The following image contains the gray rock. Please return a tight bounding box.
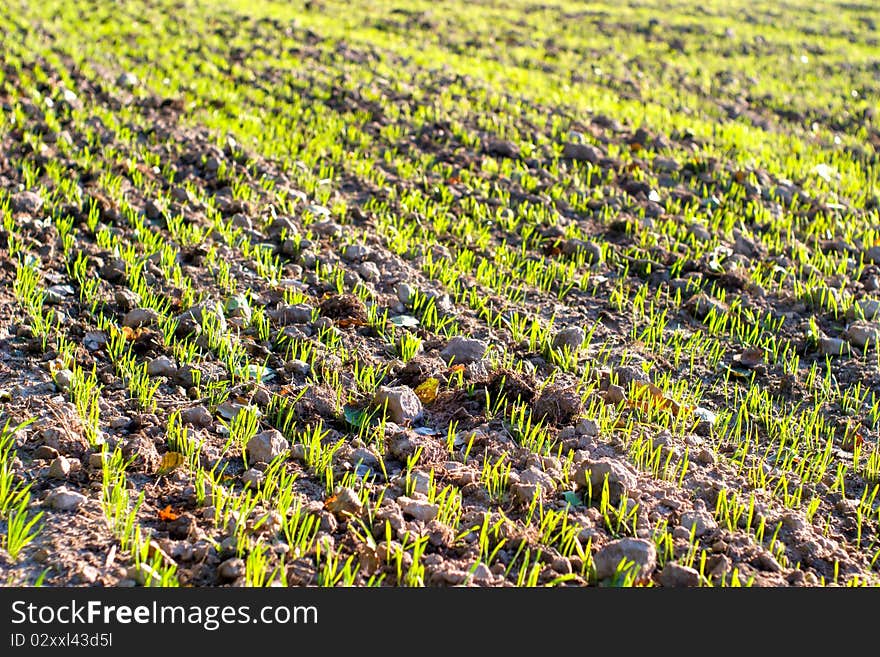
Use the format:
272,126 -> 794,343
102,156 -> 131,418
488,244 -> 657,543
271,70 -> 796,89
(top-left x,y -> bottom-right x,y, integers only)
397,282 -> 415,305
53,368 -> 74,392
342,244 -> 370,261
246,429 -> 288,464
820,336 -> 850,356
440,336 -> 488,365
180,405 -> 212,428
45,486 -> 87,511
45,284 -> 74,305
512,483 -> 539,504
653,157 -> 679,173
848,298 -> 880,320
845,321 -> 880,349
594,538 -> 657,580
519,466 -> 556,491
605,384 -> 626,404
218,557 -> 245,580
406,469 -> 432,495
561,142 -> 601,163
34,445 -> 59,461
397,496 -> 439,522
11,191 -> 43,214
48,456 -> 70,479
358,261 -> 380,281
373,386 -> 423,424
575,418 -> 599,436
117,71 -> 139,88
679,510 -> 717,537
573,458 -> 637,501
225,295 -> 251,321
659,562 -> 701,587
123,308 -> 159,328
177,301 -> 227,333
324,487 -> 362,517
83,331 -> 108,351
270,304 -> 313,325
114,289 -> 141,311
147,356 -> 177,378
242,468 -> 265,488
471,562 -> 493,582
867,245 -> 880,265
553,326 -> 586,351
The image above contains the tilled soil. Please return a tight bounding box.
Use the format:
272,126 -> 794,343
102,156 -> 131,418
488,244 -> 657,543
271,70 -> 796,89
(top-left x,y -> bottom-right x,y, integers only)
0,0 -> 878,587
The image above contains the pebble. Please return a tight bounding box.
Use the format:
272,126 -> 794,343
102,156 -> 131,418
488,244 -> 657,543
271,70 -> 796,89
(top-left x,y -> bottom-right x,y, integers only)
397,282 -> 414,305
241,468 -> 265,488
397,496 -> 440,523
123,308 -> 159,328
48,456 -> 71,479
53,369 -> 73,392
594,538 -> 657,580
180,405 -> 212,428
440,336 -> 488,365
573,458 -> 636,502
605,384 -> 626,404
561,142 -> 601,163
358,261 -> 380,281
848,298 -> 880,320
373,386 -> 423,424
271,304 -> 313,325
325,487 -> 363,517
342,244 -> 370,261
471,562 -> 494,582
117,71 -> 139,88
575,418 -> 599,436
246,429 -> 289,464
518,466 -> 556,491
553,326 -> 586,350
11,190 -> 44,214
218,557 -> 244,580
34,445 -> 60,460
114,289 -> 141,311
45,486 -> 87,511
820,336 -> 850,356
845,321 -> 880,349
658,562 -> 701,587
147,356 -> 177,378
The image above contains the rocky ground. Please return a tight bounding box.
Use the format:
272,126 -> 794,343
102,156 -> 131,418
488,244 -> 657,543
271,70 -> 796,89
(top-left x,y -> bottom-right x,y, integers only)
0,0 -> 878,587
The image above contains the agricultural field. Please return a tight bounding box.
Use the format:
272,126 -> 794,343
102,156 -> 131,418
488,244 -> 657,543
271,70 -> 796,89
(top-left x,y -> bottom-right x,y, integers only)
0,0 -> 878,588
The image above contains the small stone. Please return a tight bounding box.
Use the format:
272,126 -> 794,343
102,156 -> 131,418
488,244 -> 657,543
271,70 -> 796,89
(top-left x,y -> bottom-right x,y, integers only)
117,71 -> 139,88
605,384 -> 626,404
440,336 -> 488,365
397,496 -> 439,523
270,304 -> 313,325
48,456 -> 71,479
575,418 -> 599,436
845,321 -> 880,349
342,244 -> 370,261
373,386 -> 423,424
177,301 -> 227,334
553,326 -> 586,351
53,369 -> 74,392
573,458 -> 637,502
88,452 -> 107,469
115,289 -> 141,311
123,308 -> 159,328
358,261 -> 380,281
471,562 -> 493,582
679,510 -> 717,537
325,487 -> 363,517
697,448 -> 717,465
397,283 -> 415,305
658,562 -> 701,587
512,483 -> 539,504
519,466 -> 556,491
242,468 -> 265,488
83,331 -> 108,351
147,356 -> 177,378
12,191 -> 43,214
180,405 -> 212,428
594,538 -> 657,580
848,298 -> 880,320
218,557 -> 245,580
561,142 -> 601,163
34,445 -> 60,460
820,336 -> 850,356
246,429 -> 289,464
45,486 -> 87,511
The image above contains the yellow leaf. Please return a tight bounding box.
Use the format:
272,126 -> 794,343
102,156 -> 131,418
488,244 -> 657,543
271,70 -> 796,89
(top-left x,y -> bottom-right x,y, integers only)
156,451 -> 185,475
414,378 -> 439,404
